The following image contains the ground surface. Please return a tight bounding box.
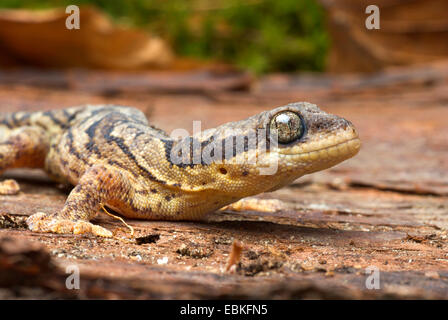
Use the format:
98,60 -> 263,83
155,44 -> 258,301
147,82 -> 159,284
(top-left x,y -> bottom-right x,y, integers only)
0,63 -> 447,299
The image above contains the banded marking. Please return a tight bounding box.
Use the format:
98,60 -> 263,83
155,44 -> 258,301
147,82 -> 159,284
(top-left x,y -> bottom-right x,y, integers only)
102,120 -> 168,186
161,132 -> 266,168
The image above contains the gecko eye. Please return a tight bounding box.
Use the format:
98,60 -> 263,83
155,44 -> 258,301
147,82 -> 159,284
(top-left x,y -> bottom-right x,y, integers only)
269,111 -> 304,144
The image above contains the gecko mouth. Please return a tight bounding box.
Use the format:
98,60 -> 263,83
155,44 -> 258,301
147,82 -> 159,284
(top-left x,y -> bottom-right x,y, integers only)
297,137 -> 360,160
278,132 -> 361,162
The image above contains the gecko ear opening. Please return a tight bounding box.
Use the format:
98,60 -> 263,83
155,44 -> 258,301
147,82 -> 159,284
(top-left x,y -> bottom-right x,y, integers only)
269,111 -> 305,144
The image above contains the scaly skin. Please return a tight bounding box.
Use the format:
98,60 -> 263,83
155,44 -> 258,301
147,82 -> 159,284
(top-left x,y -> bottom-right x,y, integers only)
0,102 -> 361,237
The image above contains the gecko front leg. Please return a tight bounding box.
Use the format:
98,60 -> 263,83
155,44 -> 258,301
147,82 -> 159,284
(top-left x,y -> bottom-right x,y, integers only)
27,164 -> 134,237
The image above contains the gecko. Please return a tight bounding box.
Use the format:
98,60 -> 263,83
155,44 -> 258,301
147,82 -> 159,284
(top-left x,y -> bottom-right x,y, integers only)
0,102 -> 360,237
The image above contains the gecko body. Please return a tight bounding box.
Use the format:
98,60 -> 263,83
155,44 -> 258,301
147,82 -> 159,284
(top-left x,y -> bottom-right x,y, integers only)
0,103 -> 360,237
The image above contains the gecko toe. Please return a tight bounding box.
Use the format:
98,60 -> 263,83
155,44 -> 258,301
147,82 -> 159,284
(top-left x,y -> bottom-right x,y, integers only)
0,179 -> 20,195
74,221 -> 113,237
222,198 -> 286,213
27,212 -> 113,237
27,212 -> 53,232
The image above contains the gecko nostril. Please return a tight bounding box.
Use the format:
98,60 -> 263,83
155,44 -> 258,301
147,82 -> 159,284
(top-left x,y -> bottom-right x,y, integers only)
219,168 -> 227,175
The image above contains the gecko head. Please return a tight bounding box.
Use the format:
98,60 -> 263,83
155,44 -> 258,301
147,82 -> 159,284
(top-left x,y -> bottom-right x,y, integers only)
264,101 -> 361,173
204,102 -> 361,195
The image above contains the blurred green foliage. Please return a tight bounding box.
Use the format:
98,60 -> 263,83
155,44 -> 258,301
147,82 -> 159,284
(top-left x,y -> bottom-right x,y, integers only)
1,0 -> 328,73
